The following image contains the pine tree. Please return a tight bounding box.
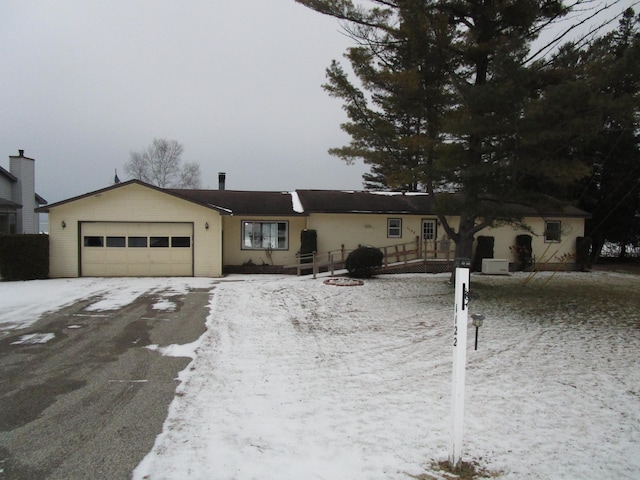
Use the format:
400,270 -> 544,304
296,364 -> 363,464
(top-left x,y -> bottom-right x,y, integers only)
574,9 -> 640,260
297,0 -> 597,264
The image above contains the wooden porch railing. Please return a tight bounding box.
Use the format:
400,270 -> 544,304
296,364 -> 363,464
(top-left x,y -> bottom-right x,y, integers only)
286,236 -> 454,278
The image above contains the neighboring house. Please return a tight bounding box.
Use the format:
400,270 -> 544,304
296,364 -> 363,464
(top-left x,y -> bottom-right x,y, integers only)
0,150 -> 47,234
38,179 -> 589,278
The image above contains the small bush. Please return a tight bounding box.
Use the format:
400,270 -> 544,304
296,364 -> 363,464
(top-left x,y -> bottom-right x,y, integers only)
345,246 -> 383,278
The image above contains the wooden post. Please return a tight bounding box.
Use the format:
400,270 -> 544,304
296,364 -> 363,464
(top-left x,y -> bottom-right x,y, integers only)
449,258 -> 471,469
312,252 -> 317,279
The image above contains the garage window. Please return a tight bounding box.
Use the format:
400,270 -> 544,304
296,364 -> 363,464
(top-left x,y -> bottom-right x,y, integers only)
84,236 -> 104,247
242,221 -> 288,250
106,236 -> 126,247
150,236 -> 169,248
128,237 -> 147,248
172,236 -> 191,247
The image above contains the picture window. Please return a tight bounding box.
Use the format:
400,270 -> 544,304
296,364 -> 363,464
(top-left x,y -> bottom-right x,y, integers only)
242,221 -> 288,250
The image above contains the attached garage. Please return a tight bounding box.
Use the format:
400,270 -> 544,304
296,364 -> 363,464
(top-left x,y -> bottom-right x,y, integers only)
40,181 -> 224,278
80,222 -> 194,277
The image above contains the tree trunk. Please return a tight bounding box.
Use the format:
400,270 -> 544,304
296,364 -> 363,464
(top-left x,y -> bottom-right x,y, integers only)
449,214 -> 477,283
589,231 -> 606,264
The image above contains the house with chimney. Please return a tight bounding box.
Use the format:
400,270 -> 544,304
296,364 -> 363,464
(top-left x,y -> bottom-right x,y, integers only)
38,173 -> 589,278
0,150 -> 47,235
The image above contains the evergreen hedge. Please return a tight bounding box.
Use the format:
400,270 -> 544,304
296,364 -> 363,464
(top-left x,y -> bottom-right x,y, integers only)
0,234 -> 49,280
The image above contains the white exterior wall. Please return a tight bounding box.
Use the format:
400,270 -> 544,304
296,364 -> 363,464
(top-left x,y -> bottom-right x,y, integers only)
0,176 -> 13,200
222,215 -> 308,267
307,213 -> 443,253
482,216 -> 584,265
48,183 -> 223,278
304,213 -> 583,265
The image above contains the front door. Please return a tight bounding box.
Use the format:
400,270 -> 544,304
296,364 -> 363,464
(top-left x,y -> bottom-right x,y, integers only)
422,219 -> 437,241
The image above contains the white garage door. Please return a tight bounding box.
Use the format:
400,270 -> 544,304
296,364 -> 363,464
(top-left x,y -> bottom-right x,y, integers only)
81,222 -> 193,277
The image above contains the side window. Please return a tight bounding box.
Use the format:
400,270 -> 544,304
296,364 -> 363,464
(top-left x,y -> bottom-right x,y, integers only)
545,221 -> 561,242
387,218 -> 402,238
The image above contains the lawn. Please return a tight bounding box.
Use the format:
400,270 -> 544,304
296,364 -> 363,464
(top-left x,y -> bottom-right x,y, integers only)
133,271 -> 640,480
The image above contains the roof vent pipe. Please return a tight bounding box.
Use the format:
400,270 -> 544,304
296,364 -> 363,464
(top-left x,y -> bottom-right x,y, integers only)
218,172 -> 226,190
18,149 -> 24,157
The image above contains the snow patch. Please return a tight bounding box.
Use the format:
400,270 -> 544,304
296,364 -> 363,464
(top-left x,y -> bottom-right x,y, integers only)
11,332 -> 55,345
146,340 -> 200,359
290,191 -> 304,213
133,273 -> 640,480
153,299 -> 176,311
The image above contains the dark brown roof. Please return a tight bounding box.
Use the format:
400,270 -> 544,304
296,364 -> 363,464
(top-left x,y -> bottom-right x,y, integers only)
295,190 -> 433,214
38,180 -> 590,218
168,189 -> 302,216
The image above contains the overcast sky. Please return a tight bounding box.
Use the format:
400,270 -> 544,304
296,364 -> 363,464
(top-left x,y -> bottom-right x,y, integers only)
1,0 -> 636,204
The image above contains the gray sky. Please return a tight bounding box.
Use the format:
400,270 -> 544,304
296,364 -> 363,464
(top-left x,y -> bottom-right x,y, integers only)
1,0 -> 636,204
1,0 -> 367,204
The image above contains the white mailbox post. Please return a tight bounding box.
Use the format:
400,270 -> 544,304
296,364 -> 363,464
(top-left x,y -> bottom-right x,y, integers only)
449,258 -> 470,469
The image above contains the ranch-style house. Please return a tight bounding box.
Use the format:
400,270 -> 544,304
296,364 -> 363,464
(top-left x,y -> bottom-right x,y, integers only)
37,178 -> 589,278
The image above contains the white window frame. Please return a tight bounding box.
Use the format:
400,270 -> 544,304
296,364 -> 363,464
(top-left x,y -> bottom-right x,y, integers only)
422,219 -> 437,241
387,218 -> 402,238
545,220 -> 561,243
242,221 -> 289,250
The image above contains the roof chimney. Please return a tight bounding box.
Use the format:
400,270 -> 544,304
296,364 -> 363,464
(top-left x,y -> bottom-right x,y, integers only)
18,149 -> 24,157
218,172 -> 226,190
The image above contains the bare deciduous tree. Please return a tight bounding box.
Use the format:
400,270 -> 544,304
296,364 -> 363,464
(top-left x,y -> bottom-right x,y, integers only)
124,138 -> 201,188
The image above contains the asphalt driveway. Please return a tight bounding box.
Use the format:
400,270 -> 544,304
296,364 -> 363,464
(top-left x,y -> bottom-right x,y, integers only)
0,285 -> 213,480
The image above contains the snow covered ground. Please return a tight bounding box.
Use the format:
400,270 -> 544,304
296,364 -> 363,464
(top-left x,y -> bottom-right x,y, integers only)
2,272 -> 639,479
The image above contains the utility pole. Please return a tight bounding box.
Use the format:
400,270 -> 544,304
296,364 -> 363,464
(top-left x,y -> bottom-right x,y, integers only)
449,258 -> 470,469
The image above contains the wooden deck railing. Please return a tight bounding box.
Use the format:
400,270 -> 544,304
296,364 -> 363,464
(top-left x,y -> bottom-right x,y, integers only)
286,237 -> 455,278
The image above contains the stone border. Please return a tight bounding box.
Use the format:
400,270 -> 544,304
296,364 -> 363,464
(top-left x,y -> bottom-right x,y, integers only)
323,278 -> 364,287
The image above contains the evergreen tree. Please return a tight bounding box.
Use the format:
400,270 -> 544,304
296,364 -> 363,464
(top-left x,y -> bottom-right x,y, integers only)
573,9 -> 640,260
297,0 -> 598,263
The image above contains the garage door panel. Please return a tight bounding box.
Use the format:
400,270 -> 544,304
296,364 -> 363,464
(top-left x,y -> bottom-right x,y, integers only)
105,250 -> 127,263
127,251 -> 150,264
81,222 -> 193,277
171,249 -> 192,263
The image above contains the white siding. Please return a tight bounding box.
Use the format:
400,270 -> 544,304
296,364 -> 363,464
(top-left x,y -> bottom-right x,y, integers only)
10,154 -> 38,234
